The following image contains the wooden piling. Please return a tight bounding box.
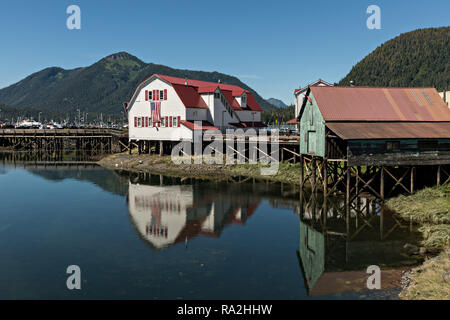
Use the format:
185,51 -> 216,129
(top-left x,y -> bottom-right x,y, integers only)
299,154 -> 304,188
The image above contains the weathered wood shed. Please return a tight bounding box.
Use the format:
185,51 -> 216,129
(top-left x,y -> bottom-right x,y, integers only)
298,86 -> 450,166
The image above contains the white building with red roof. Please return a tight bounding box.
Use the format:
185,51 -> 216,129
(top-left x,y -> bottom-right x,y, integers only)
126,74 -> 265,144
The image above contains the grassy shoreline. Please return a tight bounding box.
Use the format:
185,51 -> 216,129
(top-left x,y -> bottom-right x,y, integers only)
385,184 -> 450,300
97,152 -> 303,185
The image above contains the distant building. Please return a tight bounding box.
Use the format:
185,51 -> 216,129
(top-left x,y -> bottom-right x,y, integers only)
288,79 -> 333,128
294,80 -> 333,120
126,74 -> 265,146
439,90 -> 449,106
298,86 -> 450,165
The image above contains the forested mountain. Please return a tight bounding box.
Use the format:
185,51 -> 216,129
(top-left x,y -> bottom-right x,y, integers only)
262,105 -> 295,125
0,52 -> 275,116
339,27 -> 449,90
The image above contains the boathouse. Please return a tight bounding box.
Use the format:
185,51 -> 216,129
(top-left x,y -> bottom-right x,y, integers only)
126,74 -> 265,152
297,86 -> 450,200
298,86 -> 450,166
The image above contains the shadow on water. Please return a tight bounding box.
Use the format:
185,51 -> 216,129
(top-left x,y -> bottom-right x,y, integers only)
0,152 -> 425,299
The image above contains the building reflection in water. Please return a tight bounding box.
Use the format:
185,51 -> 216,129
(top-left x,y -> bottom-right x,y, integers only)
127,173 -> 261,250
297,191 -> 423,297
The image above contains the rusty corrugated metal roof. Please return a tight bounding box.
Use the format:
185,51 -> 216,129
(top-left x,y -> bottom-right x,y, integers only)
326,122 -> 450,140
310,86 -> 450,121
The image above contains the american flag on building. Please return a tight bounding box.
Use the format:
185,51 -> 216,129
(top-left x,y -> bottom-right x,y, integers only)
150,102 -> 161,122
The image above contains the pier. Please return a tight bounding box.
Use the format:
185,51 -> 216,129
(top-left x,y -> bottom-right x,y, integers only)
0,128 -> 129,153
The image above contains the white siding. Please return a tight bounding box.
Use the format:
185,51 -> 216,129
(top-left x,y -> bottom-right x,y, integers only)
236,110 -> 261,122
128,78 -> 190,141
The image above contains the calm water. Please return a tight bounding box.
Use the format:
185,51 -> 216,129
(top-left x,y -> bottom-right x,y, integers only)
0,153 -> 423,299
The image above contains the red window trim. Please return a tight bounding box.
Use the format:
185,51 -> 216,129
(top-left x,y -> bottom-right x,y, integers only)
177,116 -> 181,127
169,116 -> 172,127
164,89 -> 167,100
134,117 -> 137,127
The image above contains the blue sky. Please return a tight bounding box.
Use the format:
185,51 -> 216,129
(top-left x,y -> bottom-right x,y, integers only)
0,0 -> 448,105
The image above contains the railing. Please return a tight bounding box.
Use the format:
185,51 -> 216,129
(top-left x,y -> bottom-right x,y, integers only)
0,128 -> 128,138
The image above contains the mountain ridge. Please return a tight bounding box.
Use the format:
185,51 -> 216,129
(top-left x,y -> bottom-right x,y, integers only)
339,27 -> 449,90
266,98 -> 287,108
0,52 -> 275,115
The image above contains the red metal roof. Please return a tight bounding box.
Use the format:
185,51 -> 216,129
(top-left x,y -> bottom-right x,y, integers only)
244,92 -> 262,112
180,120 -> 219,131
172,84 -> 208,109
197,85 -> 219,94
127,74 -> 263,113
310,86 -> 450,122
326,122 -> 450,140
287,118 -> 298,123
157,74 -> 262,112
222,90 -> 243,111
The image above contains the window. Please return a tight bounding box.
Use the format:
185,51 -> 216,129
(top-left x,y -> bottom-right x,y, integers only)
418,140 -> 438,151
137,117 -> 142,127
148,90 -> 153,101
161,117 -> 165,127
214,92 -> 220,99
173,116 -> 177,127
193,111 -> 198,117
160,90 -> 164,100
386,141 -> 400,151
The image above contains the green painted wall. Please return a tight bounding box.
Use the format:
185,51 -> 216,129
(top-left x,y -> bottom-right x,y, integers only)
299,92 -> 326,157
348,138 -> 450,156
298,220 -> 325,291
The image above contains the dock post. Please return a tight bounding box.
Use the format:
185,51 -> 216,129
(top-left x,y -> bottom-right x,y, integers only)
323,158 -> 328,199
410,166 -> 415,194
346,164 -> 350,208
437,165 -> 441,186
160,141 -> 163,156
380,166 -> 385,201
312,156 -> 316,193
299,154 -> 304,188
